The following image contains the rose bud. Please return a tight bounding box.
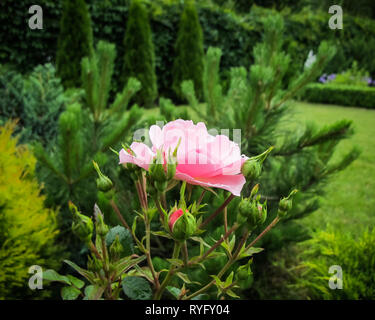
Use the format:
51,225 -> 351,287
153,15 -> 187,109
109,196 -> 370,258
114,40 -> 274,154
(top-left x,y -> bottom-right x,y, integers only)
149,149 -> 178,193
94,204 -> 109,237
277,189 -> 298,218
109,235 -> 124,261
241,159 -> 262,182
69,201 -> 93,243
168,208 -> 196,241
93,161 -> 113,193
237,198 -> 267,231
235,263 -> 254,290
241,147 -> 274,182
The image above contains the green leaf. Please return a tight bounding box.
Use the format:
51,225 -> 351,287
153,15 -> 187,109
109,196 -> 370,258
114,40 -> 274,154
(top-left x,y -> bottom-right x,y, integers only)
61,286 -> 81,300
151,230 -> 173,239
67,275 -> 85,289
122,276 -> 152,300
127,265 -> 154,283
113,255 -> 146,279
43,269 -> 71,285
166,258 -> 184,267
176,272 -> 200,285
63,260 -> 96,283
83,285 -> 106,300
226,289 -> 240,299
238,246 -> 264,259
105,225 -> 134,256
166,286 -> 180,299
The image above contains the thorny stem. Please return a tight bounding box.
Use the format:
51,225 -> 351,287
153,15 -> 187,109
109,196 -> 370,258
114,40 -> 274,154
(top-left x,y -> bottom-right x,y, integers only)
154,242 -> 181,300
224,207 -> 228,234
145,215 -> 160,290
184,221 -> 273,300
197,189 -> 206,207
182,241 -> 189,267
199,194 -> 235,229
89,241 -> 102,260
110,200 -> 131,232
245,216 -> 280,251
192,223 -> 239,265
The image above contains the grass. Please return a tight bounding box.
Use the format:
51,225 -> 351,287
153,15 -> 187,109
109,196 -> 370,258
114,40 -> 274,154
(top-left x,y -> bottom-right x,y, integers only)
292,102 -> 375,235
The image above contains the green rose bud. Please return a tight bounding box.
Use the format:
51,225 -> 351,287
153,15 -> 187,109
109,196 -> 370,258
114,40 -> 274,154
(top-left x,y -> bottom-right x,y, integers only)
168,208 -> 196,241
235,264 -> 253,290
237,198 -> 267,230
241,159 -> 262,181
87,255 -> 103,272
277,189 -> 298,218
154,180 -> 168,193
94,204 -> 109,237
109,235 -> 124,261
69,201 -> 93,243
241,147 -> 274,182
93,161 -> 113,192
149,150 -> 166,182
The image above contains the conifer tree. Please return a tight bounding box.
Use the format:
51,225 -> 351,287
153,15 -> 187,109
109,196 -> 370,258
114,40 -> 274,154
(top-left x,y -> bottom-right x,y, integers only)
172,0 -> 204,101
56,0 -> 93,88
35,41 -> 142,245
122,0 -> 158,108
181,13 -> 360,253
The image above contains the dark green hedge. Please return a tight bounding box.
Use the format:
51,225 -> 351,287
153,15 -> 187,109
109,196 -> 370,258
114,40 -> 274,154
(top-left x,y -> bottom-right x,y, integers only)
0,0 -> 260,97
1,1 -> 375,98
303,83 -> 375,108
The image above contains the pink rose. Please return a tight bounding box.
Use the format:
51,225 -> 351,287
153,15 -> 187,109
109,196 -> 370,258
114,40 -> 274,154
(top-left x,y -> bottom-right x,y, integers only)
168,208 -> 184,232
119,119 -> 248,196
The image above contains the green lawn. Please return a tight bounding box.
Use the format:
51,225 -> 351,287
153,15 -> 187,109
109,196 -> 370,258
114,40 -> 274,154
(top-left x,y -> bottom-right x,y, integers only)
292,102 -> 375,234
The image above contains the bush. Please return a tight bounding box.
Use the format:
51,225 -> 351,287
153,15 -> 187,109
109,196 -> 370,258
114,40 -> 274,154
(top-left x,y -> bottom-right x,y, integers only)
56,0 -> 93,88
122,0 -> 158,107
172,0 -> 204,101
34,41 -> 143,260
293,228 -> 375,299
0,121 -> 61,299
0,63 -> 66,146
303,83 -> 375,108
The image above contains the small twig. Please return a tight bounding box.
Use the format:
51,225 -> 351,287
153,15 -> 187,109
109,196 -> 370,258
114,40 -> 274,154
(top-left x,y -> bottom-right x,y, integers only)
110,200 -> 132,232
245,216 -> 280,251
199,194 -> 235,229
190,223 -> 239,266
197,189 -> 206,207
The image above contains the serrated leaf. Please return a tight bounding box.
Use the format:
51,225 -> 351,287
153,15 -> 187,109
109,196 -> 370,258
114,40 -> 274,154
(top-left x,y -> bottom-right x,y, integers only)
224,271 -> 234,287
166,286 -> 180,299
42,269 -> 71,285
67,275 -> 85,289
166,258 -> 184,267
176,272 -> 200,285
63,260 -> 95,283
238,246 -> 264,259
84,284 -> 105,300
190,236 -> 210,248
113,255 -> 146,278
229,235 -> 236,252
226,289 -> 240,299
61,286 -> 81,300
127,265 -> 154,283
122,276 -> 152,300
151,230 -> 173,239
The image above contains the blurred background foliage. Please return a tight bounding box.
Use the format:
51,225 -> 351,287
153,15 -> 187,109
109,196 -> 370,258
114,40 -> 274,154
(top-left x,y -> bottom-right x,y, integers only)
0,0 -> 374,300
